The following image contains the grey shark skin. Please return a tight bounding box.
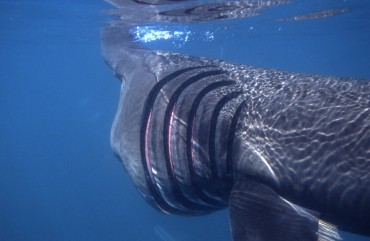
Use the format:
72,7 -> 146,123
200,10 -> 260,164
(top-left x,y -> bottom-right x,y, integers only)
102,25 -> 370,241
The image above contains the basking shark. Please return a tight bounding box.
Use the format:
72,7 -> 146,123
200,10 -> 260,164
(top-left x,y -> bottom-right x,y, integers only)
101,1 -> 370,241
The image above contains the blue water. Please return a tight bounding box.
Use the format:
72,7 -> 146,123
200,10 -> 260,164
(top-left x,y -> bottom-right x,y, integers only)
0,0 -> 369,241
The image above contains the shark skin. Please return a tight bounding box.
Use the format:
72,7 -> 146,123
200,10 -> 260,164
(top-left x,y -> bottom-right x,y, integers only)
101,22 -> 370,241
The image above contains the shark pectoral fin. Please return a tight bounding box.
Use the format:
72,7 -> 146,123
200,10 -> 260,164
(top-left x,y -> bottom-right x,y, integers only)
229,178 -> 342,241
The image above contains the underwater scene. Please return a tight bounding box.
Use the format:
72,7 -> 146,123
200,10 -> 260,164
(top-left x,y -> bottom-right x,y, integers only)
1,0 -> 369,240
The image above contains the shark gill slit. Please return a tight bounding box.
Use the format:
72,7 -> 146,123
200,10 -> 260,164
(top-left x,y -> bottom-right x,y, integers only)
209,91 -> 243,187
140,65 -> 218,213
163,69 -> 227,209
186,80 -> 234,205
226,100 -> 248,182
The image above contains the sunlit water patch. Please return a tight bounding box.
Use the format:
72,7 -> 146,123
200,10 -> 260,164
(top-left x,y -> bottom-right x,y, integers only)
105,0 -> 370,78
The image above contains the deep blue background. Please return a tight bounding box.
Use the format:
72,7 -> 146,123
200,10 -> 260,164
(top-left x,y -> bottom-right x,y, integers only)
0,1 -> 369,241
